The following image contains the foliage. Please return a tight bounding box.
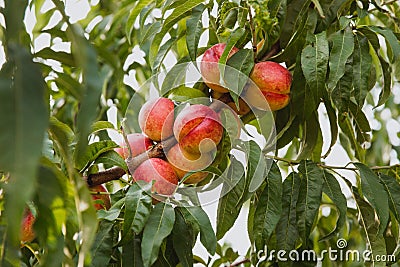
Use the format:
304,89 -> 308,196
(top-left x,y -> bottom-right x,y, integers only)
0,0 -> 400,266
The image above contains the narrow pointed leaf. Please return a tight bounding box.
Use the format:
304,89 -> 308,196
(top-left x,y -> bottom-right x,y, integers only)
186,4 -> 205,61
141,202 -> 175,267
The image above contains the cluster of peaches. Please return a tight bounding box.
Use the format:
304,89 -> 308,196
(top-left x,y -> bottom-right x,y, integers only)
20,43 -> 292,244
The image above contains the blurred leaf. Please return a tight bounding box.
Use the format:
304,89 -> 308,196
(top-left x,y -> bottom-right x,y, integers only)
90,220 -> 114,267
179,206 -> 216,255
296,161 -> 324,245
327,29 -> 354,91
123,182 -> 152,236
252,162 -> 282,250
377,174 -> 400,223
53,71 -> 83,99
75,140 -> 119,172
34,48 -> 76,67
321,171 -> 347,240
172,211 -> 195,267
301,31 -> 329,101
186,4 -> 206,61
276,173 -> 300,261
355,163 -> 389,235
91,121 -> 116,134
126,0 -> 154,43
353,34 -> 372,107
141,202 -> 175,267
217,157 -> 246,240
0,44 -> 49,254
150,0 -> 204,64
315,0 -> 348,32
95,150 -> 127,171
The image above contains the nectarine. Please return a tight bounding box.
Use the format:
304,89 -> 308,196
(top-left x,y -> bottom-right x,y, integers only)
200,43 -> 239,93
138,97 -> 175,141
133,158 -> 178,196
90,184 -> 111,210
173,104 -> 223,154
244,61 -> 292,111
167,144 -> 213,184
115,133 -> 153,159
21,208 -> 35,243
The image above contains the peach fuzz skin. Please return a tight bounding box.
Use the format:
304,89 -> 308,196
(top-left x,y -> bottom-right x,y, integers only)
115,133 -> 153,159
173,104 -> 223,154
138,97 -> 175,141
133,158 -> 179,196
167,144 -> 213,184
200,43 -> 239,93
244,61 -> 292,111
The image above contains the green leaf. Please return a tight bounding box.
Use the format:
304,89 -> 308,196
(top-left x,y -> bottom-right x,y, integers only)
368,26 -> 400,62
322,90 -> 338,158
126,0 -> 154,43
296,161 -> 324,245
354,163 -> 389,235
122,235 -> 143,267
172,211 -> 195,267
377,174 -> 400,223
168,86 -> 208,102
216,157 -> 246,239
301,31 -> 329,101
376,56 -> 392,107
186,4 -> 205,61
338,113 -> 364,161
90,220 -> 114,267
218,27 -> 245,67
353,34 -> 372,107
75,140 -> 119,172
348,101 -> 371,144
252,162 -> 283,250
311,0 -> 325,18
225,48 -> 254,103
91,121 -> 115,134
123,182 -> 152,235
315,0 -> 348,32
97,198 -> 125,221
150,0 -> 204,64
0,44 -> 49,250
34,47 -> 76,66
321,171 -> 347,240
54,71 -> 82,99
95,150 -> 128,170
332,55 -> 353,112
276,173 -> 301,255
179,206 -> 216,255
353,190 -> 387,267
246,141 -> 267,193
327,29 -> 354,91
297,112 -> 321,160
141,202 -> 175,267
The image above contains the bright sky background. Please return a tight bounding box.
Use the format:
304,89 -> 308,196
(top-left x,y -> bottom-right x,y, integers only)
1,0 -> 400,264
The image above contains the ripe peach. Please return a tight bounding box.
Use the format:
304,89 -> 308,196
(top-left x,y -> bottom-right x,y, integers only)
173,104 -> 223,154
21,208 -> 35,243
138,97 -> 175,141
115,133 -> 153,159
167,144 -> 213,184
244,61 -> 292,111
90,184 -> 111,210
133,158 -> 178,196
211,91 -> 250,115
200,43 -> 239,93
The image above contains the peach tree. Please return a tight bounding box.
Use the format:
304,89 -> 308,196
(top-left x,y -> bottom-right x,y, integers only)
1,0 -> 400,266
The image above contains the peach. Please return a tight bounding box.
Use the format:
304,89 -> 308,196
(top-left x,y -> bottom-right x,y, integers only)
138,97 -> 175,141
90,184 -> 111,210
173,104 -> 223,154
244,61 -> 292,111
211,91 -> 250,115
115,133 -> 153,159
133,158 -> 178,196
21,208 -> 35,243
167,144 -> 213,184
200,43 -> 239,93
